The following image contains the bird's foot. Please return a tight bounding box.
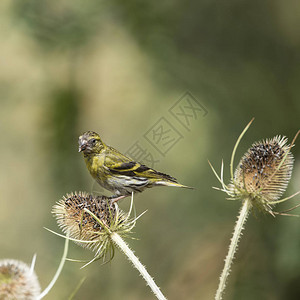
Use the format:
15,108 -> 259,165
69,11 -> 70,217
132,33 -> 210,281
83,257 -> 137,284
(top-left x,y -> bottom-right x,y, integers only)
110,195 -> 126,204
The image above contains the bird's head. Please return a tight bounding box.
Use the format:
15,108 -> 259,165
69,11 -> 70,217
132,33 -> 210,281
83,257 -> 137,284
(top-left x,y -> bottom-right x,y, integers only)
78,131 -> 105,155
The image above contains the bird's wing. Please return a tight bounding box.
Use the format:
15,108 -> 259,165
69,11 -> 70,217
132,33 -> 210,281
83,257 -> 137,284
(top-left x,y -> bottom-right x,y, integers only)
104,147 -> 177,182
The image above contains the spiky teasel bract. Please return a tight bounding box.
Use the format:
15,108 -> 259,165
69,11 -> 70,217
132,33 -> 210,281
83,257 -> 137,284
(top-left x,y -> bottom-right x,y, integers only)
0,259 -> 41,300
52,192 -> 138,265
210,118 -> 299,215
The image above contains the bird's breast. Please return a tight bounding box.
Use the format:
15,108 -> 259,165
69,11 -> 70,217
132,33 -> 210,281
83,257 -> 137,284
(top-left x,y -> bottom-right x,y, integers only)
85,155 -> 105,178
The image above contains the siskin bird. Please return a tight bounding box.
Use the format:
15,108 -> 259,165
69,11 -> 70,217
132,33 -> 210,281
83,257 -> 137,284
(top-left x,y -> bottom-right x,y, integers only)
78,131 -> 192,200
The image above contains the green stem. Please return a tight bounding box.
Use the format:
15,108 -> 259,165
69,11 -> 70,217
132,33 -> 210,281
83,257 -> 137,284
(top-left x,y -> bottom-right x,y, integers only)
215,199 -> 251,300
111,232 -> 167,300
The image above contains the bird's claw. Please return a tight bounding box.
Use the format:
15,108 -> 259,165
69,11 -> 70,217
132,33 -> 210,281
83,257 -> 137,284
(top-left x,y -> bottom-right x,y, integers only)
110,195 -> 126,204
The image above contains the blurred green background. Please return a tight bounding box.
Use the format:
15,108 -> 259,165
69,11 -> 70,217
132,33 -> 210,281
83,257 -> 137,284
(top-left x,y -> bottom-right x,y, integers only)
1,1 -> 299,299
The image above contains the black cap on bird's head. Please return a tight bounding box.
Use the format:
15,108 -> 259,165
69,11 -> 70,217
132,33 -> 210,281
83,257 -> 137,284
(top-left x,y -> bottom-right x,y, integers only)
78,131 -> 105,154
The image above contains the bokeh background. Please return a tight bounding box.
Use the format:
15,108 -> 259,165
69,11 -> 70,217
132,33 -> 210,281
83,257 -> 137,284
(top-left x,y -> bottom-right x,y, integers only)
1,1 -> 300,299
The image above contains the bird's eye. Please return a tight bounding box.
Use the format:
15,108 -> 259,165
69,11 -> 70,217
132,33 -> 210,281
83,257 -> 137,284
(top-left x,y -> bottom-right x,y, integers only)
90,138 -> 97,145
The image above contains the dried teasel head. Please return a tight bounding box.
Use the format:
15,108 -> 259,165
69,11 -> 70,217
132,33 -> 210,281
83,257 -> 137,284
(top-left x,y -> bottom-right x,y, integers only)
52,192 -> 136,264
230,136 -> 294,212
210,119 -> 299,215
0,259 -> 41,300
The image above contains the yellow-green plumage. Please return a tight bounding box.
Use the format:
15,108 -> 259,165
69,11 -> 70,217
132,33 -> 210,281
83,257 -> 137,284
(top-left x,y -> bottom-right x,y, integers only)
78,131 -> 191,198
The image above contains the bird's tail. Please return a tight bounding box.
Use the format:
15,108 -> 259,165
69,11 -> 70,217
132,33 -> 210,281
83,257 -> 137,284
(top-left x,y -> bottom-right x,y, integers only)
156,181 -> 194,189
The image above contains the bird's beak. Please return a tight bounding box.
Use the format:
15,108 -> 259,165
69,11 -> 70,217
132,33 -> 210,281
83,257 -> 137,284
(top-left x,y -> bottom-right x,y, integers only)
78,140 -> 87,152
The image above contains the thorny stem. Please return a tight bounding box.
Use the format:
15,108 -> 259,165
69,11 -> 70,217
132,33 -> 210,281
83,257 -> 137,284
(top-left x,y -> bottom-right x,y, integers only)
215,199 -> 252,300
111,232 -> 167,300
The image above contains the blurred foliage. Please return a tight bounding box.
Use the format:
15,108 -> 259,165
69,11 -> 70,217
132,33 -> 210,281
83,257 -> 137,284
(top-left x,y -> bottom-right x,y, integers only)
108,0 -> 300,137
12,0 -> 105,50
46,85 -> 82,192
0,0 -> 299,299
